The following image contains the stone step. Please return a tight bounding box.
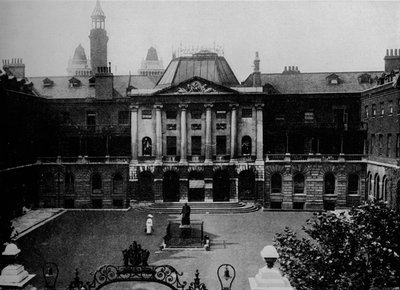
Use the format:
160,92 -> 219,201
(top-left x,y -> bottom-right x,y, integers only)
132,202 -> 260,214
147,201 -> 246,209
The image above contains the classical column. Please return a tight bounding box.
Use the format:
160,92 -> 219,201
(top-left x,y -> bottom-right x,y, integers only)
204,104 -> 213,163
130,105 -> 138,163
155,104 -> 163,163
230,104 -> 238,161
256,104 -> 264,162
179,104 -> 188,163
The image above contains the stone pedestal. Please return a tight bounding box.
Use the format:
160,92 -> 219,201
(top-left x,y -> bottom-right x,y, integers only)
249,266 -> 293,290
0,264 -> 36,288
179,224 -> 192,238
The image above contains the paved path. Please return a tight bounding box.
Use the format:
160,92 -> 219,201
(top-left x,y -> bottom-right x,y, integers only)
12,208 -> 66,240
15,210 -> 312,290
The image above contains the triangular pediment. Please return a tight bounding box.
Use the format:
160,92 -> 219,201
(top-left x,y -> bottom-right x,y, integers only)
154,76 -> 238,95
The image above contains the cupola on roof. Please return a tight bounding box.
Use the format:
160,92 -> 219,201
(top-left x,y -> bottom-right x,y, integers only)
91,0 -> 105,19
155,50 -> 239,89
146,47 -> 159,61
73,44 -> 87,61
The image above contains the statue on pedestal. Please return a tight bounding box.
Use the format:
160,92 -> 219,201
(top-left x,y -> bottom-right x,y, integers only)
180,203 -> 191,226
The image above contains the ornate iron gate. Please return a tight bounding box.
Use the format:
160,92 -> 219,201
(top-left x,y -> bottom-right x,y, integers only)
66,241 -> 207,290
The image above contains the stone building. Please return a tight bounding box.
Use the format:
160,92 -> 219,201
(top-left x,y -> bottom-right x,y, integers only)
361,50 -> 400,209
2,0 -> 399,211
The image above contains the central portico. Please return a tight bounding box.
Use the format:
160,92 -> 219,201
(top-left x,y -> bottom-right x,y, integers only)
127,51 -> 265,203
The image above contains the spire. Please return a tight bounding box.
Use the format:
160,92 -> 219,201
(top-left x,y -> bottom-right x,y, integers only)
91,0 -> 105,19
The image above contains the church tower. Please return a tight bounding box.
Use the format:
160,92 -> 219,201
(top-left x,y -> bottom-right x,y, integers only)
89,0 -> 108,74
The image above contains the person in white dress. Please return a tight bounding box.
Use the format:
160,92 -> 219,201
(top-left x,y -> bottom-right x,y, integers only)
146,214 -> 153,235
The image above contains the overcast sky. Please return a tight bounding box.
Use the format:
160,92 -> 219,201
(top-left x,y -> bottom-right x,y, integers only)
0,0 -> 399,81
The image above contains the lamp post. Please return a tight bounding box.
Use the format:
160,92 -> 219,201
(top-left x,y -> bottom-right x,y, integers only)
217,264 -> 235,290
42,262 -> 59,290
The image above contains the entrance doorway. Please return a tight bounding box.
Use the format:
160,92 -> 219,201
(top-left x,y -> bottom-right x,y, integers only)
238,170 -> 255,200
163,171 -> 180,202
138,171 -> 154,201
213,169 -> 230,201
188,171 -> 204,202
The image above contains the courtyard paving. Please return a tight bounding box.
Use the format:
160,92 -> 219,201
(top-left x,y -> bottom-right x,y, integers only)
15,209 -> 313,290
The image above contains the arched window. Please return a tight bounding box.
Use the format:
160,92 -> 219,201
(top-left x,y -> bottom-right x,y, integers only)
348,174 -> 359,195
382,176 -> 388,201
142,137 -> 152,156
92,173 -> 102,194
324,173 -> 335,195
375,174 -> 380,199
374,173 -> 379,199
271,173 -> 282,193
293,174 -> 305,194
367,172 -> 372,198
43,173 -> 55,194
241,136 -> 252,155
65,172 -> 74,194
113,173 -> 123,194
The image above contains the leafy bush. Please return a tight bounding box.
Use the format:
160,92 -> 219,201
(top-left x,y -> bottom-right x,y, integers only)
274,201 -> 400,290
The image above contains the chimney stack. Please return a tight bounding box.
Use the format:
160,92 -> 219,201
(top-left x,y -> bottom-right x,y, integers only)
282,65 -> 300,74
384,49 -> 400,72
95,61 -> 114,99
2,58 -> 25,79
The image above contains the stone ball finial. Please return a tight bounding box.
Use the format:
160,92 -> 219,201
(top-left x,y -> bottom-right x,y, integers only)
260,245 -> 279,268
2,243 -> 21,256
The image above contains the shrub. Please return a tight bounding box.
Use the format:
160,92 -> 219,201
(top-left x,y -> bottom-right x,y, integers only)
274,201 -> 400,290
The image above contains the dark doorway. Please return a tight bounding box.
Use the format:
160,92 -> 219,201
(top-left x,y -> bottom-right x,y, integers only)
238,170 -> 255,200
163,171 -> 180,202
138,171 -> 154,201
188,171 -> 204,202
213,169 -> 230,201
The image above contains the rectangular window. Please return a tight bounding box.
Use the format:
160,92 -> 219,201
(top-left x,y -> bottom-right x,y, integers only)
216,110 -> 227,119
166,110 -> 177,119
372,104 -> 376,117
86,111 -> 96,126
191,110 -> 202,119
242,108 -> 252,118
118,111 -> 129,125
387,134 -> 392,157
333,108 -> 345,126
191,136 -> 202,155
389,101 -> 393,115
61,112 -> 70,124
380,102 -> 384,116
142,110 -> 152,119
379,134 -> 383,155
216,136 -> 227,155
364,105 -> 369,118
371,134 -> 375,154
304,112 -> 314,123
166,136 -> 177,156
396,134 -> 400,157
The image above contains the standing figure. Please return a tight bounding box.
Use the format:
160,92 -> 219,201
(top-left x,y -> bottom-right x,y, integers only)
146,214 -> 153,235
180,203 -> 191,225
